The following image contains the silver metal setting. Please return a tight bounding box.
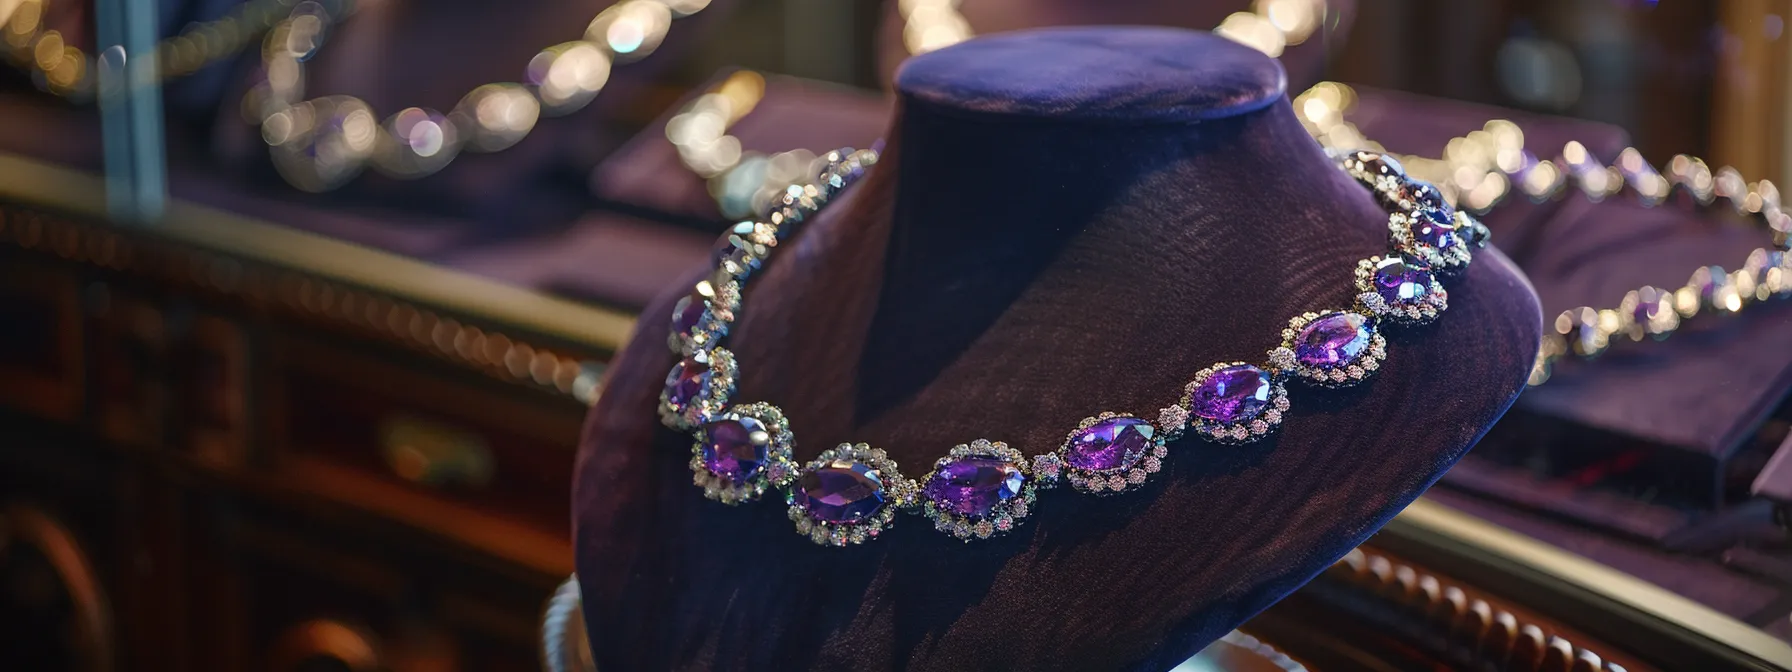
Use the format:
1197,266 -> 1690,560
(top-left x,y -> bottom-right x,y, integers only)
920,439 -> 1037,541
689,402 -> 797,505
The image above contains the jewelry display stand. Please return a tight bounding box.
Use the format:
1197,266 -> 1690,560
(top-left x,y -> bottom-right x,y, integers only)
574,27 -> 1540,670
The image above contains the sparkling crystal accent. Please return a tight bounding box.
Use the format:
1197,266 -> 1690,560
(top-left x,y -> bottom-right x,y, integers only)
1157,405 -> 1189,432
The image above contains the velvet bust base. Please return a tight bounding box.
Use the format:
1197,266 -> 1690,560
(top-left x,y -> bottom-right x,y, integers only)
575,27 -> 1541,671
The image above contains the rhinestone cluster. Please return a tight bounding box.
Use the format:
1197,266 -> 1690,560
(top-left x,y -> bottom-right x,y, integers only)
659,148 -> 1487,546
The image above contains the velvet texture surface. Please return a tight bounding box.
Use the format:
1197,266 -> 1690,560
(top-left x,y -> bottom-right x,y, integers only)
575,27 -> 1540,671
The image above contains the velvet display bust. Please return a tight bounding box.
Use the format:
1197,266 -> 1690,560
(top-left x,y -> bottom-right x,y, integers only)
574,27 -> 1542,671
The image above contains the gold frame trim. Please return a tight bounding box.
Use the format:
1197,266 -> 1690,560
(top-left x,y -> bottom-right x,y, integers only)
0,152 -> 636,353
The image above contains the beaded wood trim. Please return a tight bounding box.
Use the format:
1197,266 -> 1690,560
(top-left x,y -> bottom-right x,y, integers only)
1325,546 -> 1644,672
0,205 -> 605,405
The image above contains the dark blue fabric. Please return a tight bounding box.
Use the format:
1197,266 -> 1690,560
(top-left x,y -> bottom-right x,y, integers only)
576,27 -> 1540,672
897,26 -> 1285,123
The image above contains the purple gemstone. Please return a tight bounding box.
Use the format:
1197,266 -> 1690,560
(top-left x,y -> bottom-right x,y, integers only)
1632,287 -> 1666,324
1294,312 -> 1374,368
664,356 -> 711,409
794,460 -> 886,524
700,416 -> 769,484
1188,365 -> 1273,423
671,292 -> 706,334
1372,256 -> 1433,303
1412,208 -> 1460,251
924,457 -> 1024,517
1064,417 -> 1154,471
1695,266 -> 1727,303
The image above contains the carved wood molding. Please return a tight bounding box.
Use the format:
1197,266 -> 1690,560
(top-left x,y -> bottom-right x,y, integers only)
1323,545 -> 1642,672
0,204 -> 605,406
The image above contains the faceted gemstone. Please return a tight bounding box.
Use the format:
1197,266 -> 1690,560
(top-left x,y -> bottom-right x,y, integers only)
700,416 -> 770,485
1294,312 -> 1374,368
1064,417 -> 1155,472
671,292 -> 706,334
924,457 -> 1025,517
664,356 -> 711,409
1188,365 -> 1273,423
1372,256 -> 1433,303
1411,207 -> 1460,251
794,460 -> 886,524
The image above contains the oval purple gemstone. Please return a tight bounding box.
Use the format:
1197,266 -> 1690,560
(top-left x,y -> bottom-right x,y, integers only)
794,460 -> 886,524
1411,208 -> 1460,251
700,416 -> 769,484
671,292 -> 706,334
1294,312 -> 1374,368
1372,256 -> 1433,303
1188,364 -> 1273,423
1064,417 -> 1155,471
924,457 -> 1024,517
664,356 -> 711,409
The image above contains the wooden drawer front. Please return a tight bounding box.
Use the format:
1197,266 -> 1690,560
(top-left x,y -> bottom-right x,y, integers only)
0,261 -> 81,421
233,534 -> 455,672
171,314 -> 251,468
220,518 -> 541,672
271,337 -> 579,575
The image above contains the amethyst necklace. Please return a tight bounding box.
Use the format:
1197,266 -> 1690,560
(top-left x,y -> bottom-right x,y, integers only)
656,148 -> 1490,546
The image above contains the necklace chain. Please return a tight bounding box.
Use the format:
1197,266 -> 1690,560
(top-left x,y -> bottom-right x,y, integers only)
1294,83 -> 1792,386
250,0 -> 713,192
658,147 -> 1487,546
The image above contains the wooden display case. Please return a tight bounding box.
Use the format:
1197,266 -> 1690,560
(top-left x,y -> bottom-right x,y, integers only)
2,151 -> 1790,670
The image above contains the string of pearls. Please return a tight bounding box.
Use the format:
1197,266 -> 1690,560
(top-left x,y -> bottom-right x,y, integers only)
250,0 -> 713,192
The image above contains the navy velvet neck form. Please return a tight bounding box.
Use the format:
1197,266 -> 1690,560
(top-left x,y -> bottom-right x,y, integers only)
858,28 -> 1365,427
571,26 -> 1540,672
